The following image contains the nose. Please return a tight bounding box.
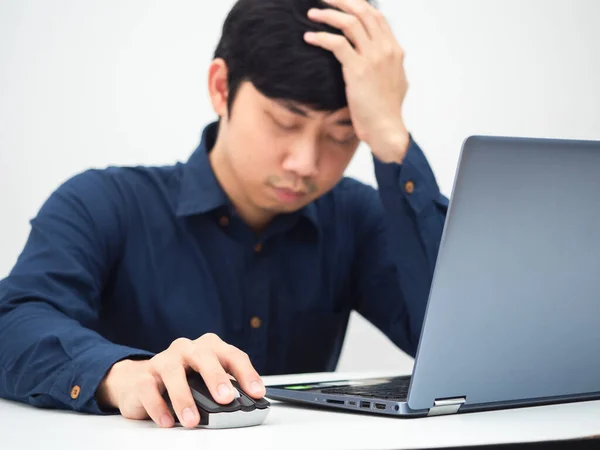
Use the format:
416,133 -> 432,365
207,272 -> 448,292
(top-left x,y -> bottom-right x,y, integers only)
281,138 -> 319,179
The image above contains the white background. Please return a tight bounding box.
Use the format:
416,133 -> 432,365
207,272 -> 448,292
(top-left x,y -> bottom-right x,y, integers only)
1,0 -> 599,374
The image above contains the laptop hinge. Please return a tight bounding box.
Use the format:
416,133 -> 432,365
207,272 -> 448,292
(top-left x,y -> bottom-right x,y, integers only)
427,397 -> 466,417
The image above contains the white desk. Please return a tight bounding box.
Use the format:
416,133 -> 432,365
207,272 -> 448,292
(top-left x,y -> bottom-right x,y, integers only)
2,371 -> 600,450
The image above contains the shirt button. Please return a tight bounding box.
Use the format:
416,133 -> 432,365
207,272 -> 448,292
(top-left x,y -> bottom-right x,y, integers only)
254,243 -> 263,253
219,216 -> 229,227
250,316 -> 262,329
70,385 -> 81,399
405,181 -> 415,194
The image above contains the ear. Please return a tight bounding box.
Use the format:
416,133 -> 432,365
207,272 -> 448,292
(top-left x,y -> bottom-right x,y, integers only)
207,58 -> 229,119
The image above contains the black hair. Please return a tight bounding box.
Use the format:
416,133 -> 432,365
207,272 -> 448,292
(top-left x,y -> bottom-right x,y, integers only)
213,0 -> 376,116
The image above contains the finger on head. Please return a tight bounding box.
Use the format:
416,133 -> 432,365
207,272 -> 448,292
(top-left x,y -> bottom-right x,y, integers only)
320,0 -> 385,40
307,7 -> 371,50
304,32 -> 357,66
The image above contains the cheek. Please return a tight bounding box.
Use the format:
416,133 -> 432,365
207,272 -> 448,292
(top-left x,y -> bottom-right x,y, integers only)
317,149 -> 354,187
228,124 -> 283,176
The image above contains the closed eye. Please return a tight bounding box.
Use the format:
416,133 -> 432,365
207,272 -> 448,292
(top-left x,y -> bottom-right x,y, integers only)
276,121 -> 300,131
270,115 -> 300,131
330,135 -> 357,145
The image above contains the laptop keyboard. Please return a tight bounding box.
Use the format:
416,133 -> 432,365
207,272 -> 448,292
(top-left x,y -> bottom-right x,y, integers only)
320,375 -> 412,401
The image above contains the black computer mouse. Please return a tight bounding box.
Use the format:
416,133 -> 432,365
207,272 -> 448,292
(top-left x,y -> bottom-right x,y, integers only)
163,371 -> 271,429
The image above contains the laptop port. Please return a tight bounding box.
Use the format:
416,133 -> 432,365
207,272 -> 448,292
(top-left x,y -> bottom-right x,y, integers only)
348,401 -> 357,406
326,399 -> 344,405
375,403 -> 386,410
360,401 -> 371,409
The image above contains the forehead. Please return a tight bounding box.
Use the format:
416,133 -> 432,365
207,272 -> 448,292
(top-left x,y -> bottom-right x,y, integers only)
241,82 -> 352,124
273,99 -> 353,126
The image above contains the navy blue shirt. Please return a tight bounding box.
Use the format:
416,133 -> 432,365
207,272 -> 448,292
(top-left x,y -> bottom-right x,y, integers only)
0,122 -> 448,413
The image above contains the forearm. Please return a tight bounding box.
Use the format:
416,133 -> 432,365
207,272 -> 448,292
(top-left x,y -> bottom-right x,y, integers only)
0,301 -> 153,413
371,137 -> 448,347
374,134 -> 447,266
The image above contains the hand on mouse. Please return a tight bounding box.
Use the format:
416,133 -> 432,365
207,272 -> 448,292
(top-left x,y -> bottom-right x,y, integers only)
96,333 -> 265,428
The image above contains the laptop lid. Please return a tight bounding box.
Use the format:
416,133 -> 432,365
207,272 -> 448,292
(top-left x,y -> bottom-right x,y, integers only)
408,135 -> 600,413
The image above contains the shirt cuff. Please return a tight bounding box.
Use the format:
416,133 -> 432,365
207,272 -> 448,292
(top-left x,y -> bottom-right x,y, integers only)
49,343 -> 154,414
373,134 -> 446,215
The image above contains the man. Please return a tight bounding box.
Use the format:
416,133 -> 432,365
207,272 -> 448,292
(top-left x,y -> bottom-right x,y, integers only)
0,0 -> 447,429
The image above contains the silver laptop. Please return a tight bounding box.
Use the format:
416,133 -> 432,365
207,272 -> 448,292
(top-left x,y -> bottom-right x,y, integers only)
266,135 -> 600,417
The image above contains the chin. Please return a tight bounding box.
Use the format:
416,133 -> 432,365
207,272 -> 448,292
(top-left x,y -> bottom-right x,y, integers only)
265,202 -> 304,214
265,197 -> 312,214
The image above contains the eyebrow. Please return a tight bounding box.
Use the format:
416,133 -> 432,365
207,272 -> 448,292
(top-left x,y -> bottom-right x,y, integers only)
276,100 -> 353,127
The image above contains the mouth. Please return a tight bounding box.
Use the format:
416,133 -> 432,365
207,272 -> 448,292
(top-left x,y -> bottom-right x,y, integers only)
271,186 -> 309,203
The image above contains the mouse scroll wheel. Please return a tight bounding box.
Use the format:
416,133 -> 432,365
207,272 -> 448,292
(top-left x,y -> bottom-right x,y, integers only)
230,381 -> 258,411
233,389 -> 241,399
237,395 -> 256,411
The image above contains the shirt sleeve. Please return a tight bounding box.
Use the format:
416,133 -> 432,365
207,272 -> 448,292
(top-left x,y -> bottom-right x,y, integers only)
0,170 -> 154,413
351,136 -> 448,356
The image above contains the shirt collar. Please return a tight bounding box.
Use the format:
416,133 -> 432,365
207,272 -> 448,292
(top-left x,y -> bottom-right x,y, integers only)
176,121 -> 319,229
176,122 -> 230,217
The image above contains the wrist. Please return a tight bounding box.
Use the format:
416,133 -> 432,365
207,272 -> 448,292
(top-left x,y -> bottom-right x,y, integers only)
387,127 -> 411,163
97,359 -> 139,409
371,125 -> 411,164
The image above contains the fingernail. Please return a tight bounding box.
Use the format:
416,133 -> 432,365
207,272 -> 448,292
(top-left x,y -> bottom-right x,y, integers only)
159,413 -> 173,428
218,383 -> 231,398
251,381 -> 264,394
182,407 -> 196,425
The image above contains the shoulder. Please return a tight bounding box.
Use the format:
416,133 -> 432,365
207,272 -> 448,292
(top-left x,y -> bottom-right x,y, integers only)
39,162 -> 182,226
56,162 -> 181,203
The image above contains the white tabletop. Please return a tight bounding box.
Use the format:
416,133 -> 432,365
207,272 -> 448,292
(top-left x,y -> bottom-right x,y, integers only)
2,370 -> 600,450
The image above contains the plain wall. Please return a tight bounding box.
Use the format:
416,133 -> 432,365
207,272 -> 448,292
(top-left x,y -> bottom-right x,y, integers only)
1,0 -> 599,374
